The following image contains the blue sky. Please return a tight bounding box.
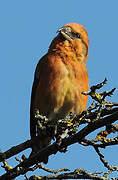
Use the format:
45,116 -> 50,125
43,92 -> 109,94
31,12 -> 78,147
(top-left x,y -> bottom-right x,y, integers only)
0,0 -> 118,179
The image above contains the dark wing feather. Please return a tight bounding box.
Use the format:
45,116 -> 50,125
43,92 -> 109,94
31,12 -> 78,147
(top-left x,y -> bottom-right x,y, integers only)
30,58 -> 43,138
30,55 -> 48,138
30,77 -> 39,138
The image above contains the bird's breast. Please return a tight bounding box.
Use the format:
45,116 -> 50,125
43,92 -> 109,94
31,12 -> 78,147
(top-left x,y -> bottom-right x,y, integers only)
34,53 -> 88,120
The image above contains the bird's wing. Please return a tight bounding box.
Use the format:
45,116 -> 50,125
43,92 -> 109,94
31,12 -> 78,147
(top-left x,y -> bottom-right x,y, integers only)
30,56 -> 45,138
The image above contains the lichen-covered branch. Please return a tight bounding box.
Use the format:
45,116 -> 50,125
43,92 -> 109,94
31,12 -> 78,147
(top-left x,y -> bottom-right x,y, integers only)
29,169 -> 108,180
1,110 -> 118,179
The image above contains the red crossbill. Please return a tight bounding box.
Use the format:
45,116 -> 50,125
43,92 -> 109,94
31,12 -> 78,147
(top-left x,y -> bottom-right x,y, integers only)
30,23 -> 89,163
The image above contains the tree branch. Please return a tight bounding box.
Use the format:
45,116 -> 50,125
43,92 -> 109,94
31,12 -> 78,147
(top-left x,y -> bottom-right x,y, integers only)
29,169 -> 107,180
0,107 -> 118,163
0,110 -> 118,179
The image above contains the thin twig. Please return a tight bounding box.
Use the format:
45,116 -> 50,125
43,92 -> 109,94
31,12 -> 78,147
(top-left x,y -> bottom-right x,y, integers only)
80,137 -> 118,148
94,147 -> 118,171
29,163 -> 70,174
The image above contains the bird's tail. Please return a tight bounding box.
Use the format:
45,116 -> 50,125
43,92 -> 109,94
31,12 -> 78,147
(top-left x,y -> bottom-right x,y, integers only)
30,136 -> 51,164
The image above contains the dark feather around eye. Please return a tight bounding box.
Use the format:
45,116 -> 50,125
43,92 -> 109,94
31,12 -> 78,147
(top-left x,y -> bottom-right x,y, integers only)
76,33 -> 81,39
71,31 -> 81,39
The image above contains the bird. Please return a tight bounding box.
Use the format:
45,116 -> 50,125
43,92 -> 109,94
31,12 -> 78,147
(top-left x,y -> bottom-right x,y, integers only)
30,23 -> 89,164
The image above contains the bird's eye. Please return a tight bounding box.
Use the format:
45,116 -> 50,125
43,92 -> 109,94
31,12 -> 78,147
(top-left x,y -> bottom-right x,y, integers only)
71,31 -> 81,39
76,33 -> 81,39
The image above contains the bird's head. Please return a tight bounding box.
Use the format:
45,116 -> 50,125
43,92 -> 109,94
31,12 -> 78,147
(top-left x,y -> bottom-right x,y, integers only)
49,23 -> 89,63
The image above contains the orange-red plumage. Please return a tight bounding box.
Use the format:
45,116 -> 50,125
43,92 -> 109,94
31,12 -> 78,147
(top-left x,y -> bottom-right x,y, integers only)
30,23 -> 89,163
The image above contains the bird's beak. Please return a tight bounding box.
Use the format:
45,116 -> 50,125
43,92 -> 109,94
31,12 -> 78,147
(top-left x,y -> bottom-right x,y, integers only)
57,26 -> 72,41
